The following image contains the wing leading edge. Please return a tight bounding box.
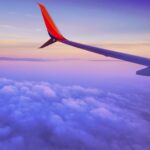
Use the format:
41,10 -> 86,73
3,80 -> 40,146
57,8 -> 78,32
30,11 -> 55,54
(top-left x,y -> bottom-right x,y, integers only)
38,3 -> 150,76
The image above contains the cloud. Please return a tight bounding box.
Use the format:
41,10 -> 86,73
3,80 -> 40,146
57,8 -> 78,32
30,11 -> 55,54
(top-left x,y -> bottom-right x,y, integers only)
0,25 -> 15,29
0,57 -> 119,62
0,78 -> 149,150
0,57 -> 50,62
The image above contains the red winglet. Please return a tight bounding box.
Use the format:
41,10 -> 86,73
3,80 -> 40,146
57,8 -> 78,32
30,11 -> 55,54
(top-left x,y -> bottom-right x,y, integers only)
38,3 -> 65,41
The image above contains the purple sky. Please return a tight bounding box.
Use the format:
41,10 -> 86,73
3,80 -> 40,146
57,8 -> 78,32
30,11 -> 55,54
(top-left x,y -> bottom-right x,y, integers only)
0,1 -> 150,149
0,0 -> 149,84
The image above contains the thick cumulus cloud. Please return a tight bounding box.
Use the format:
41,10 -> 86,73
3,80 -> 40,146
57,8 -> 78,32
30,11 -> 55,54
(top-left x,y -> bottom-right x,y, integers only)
0,78 -> 149,150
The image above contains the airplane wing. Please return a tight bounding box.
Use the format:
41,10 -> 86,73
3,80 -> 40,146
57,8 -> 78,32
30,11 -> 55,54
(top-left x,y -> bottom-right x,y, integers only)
38,3 -> 150,76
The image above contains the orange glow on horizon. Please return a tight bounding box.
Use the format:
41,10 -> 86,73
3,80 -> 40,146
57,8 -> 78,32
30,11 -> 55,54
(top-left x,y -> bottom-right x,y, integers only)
0,41 -> 149,59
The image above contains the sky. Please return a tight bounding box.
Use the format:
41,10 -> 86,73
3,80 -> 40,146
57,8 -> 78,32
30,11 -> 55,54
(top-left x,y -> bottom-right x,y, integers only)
0,0 -> 150,149
0,0 -> 150,82
0,0 -> 150,46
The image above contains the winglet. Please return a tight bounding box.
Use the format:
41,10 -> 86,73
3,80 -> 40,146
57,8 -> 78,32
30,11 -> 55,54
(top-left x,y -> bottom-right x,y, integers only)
38,3 -> 65,48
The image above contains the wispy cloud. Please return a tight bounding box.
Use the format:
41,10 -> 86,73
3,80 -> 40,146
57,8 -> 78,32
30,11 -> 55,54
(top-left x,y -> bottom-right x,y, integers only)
0,24 -> 16,29
0,57 -> 119,62
0,40 -> 18,45
0,57 -> 49,62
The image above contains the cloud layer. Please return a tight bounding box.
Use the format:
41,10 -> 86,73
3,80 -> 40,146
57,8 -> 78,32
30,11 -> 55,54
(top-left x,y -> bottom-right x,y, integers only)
0,78 -> 149,150
0,57 -> 118,62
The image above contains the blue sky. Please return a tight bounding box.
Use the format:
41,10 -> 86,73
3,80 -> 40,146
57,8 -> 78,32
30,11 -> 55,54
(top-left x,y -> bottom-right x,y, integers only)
0,0 -> 150,43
